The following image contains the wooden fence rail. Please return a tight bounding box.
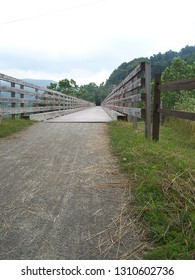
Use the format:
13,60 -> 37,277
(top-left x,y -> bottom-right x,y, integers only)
152,75 -> 195,141
102,62 -> 151,139
0,73 -> 94,120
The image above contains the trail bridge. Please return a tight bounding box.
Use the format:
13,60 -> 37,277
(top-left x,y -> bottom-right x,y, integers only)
1,62 -> 195,259
0,71 -> 143,260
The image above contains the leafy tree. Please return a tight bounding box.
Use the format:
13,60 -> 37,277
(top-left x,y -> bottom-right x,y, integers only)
180,45 -> 195,58
185,52 -> 195,65
58,78 -> 78,95
161,57 -> 195,110
79,83 -> 99,104
150,50 -> 179,78
47,82 -> 58,90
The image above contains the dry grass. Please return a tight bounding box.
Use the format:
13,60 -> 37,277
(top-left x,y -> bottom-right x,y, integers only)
84,188 -> 151,259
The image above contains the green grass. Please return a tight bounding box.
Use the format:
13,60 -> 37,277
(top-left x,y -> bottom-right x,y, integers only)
108,120 -> 195,259
0,118 -> 36,138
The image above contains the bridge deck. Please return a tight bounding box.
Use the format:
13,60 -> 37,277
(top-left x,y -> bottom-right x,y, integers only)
46,106 -> 112,123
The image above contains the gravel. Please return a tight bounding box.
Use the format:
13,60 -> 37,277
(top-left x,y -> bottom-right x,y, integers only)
0,122 -> 141,259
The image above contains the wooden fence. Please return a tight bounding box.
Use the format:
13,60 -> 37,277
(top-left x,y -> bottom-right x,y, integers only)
0,73 -> 94,120
152,75 -> 195,141
102,62 -> 151,139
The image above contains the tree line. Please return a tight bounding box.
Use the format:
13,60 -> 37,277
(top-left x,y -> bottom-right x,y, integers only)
47,79 -> 107,106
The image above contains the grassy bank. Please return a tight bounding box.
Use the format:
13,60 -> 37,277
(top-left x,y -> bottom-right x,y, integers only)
108,120 -> 195,259
0,118 -> 36,138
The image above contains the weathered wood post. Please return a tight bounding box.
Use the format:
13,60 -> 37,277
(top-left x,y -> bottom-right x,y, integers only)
67,96 -> 70,110
35,89 -> 39,112
20,85 -> 24,119
144,63 -> 151,139
46,91 -> 49,111
152,75 -> 161,141
11,82 -> 16,119
131,76 -> 138,129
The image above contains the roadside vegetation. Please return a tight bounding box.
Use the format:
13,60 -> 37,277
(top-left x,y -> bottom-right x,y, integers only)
108,55 -> 195,259
108,119 -> 195,259
0,118 -> 36,138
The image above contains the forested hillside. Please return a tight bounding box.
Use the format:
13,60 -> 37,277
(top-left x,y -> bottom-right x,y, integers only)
47,45 -> 195,105
105,45 -> 195,88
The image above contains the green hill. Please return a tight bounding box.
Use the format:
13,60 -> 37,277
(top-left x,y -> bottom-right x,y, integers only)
105,45 -> 195,88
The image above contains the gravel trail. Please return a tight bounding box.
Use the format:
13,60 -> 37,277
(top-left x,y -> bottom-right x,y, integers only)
0,122 -> 141,259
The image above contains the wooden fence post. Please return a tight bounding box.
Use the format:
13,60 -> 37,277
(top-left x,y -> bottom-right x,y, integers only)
152,75 -> 161,141
144,63 -> 151,139
20,85 -> 24,119
130,76 -> 138,129
35,89 -> 39,110
11,82 -> 16,119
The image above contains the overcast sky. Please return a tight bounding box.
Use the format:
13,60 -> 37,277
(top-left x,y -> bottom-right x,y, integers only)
0,0 -> 195,85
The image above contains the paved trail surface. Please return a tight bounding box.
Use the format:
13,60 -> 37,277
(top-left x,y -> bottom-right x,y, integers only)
0,121 -> 141,259
46,107 -> 113,123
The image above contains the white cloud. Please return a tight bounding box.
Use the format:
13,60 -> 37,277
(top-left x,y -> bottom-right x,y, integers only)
0,0 -> 195,85
0,66 -> 111,86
